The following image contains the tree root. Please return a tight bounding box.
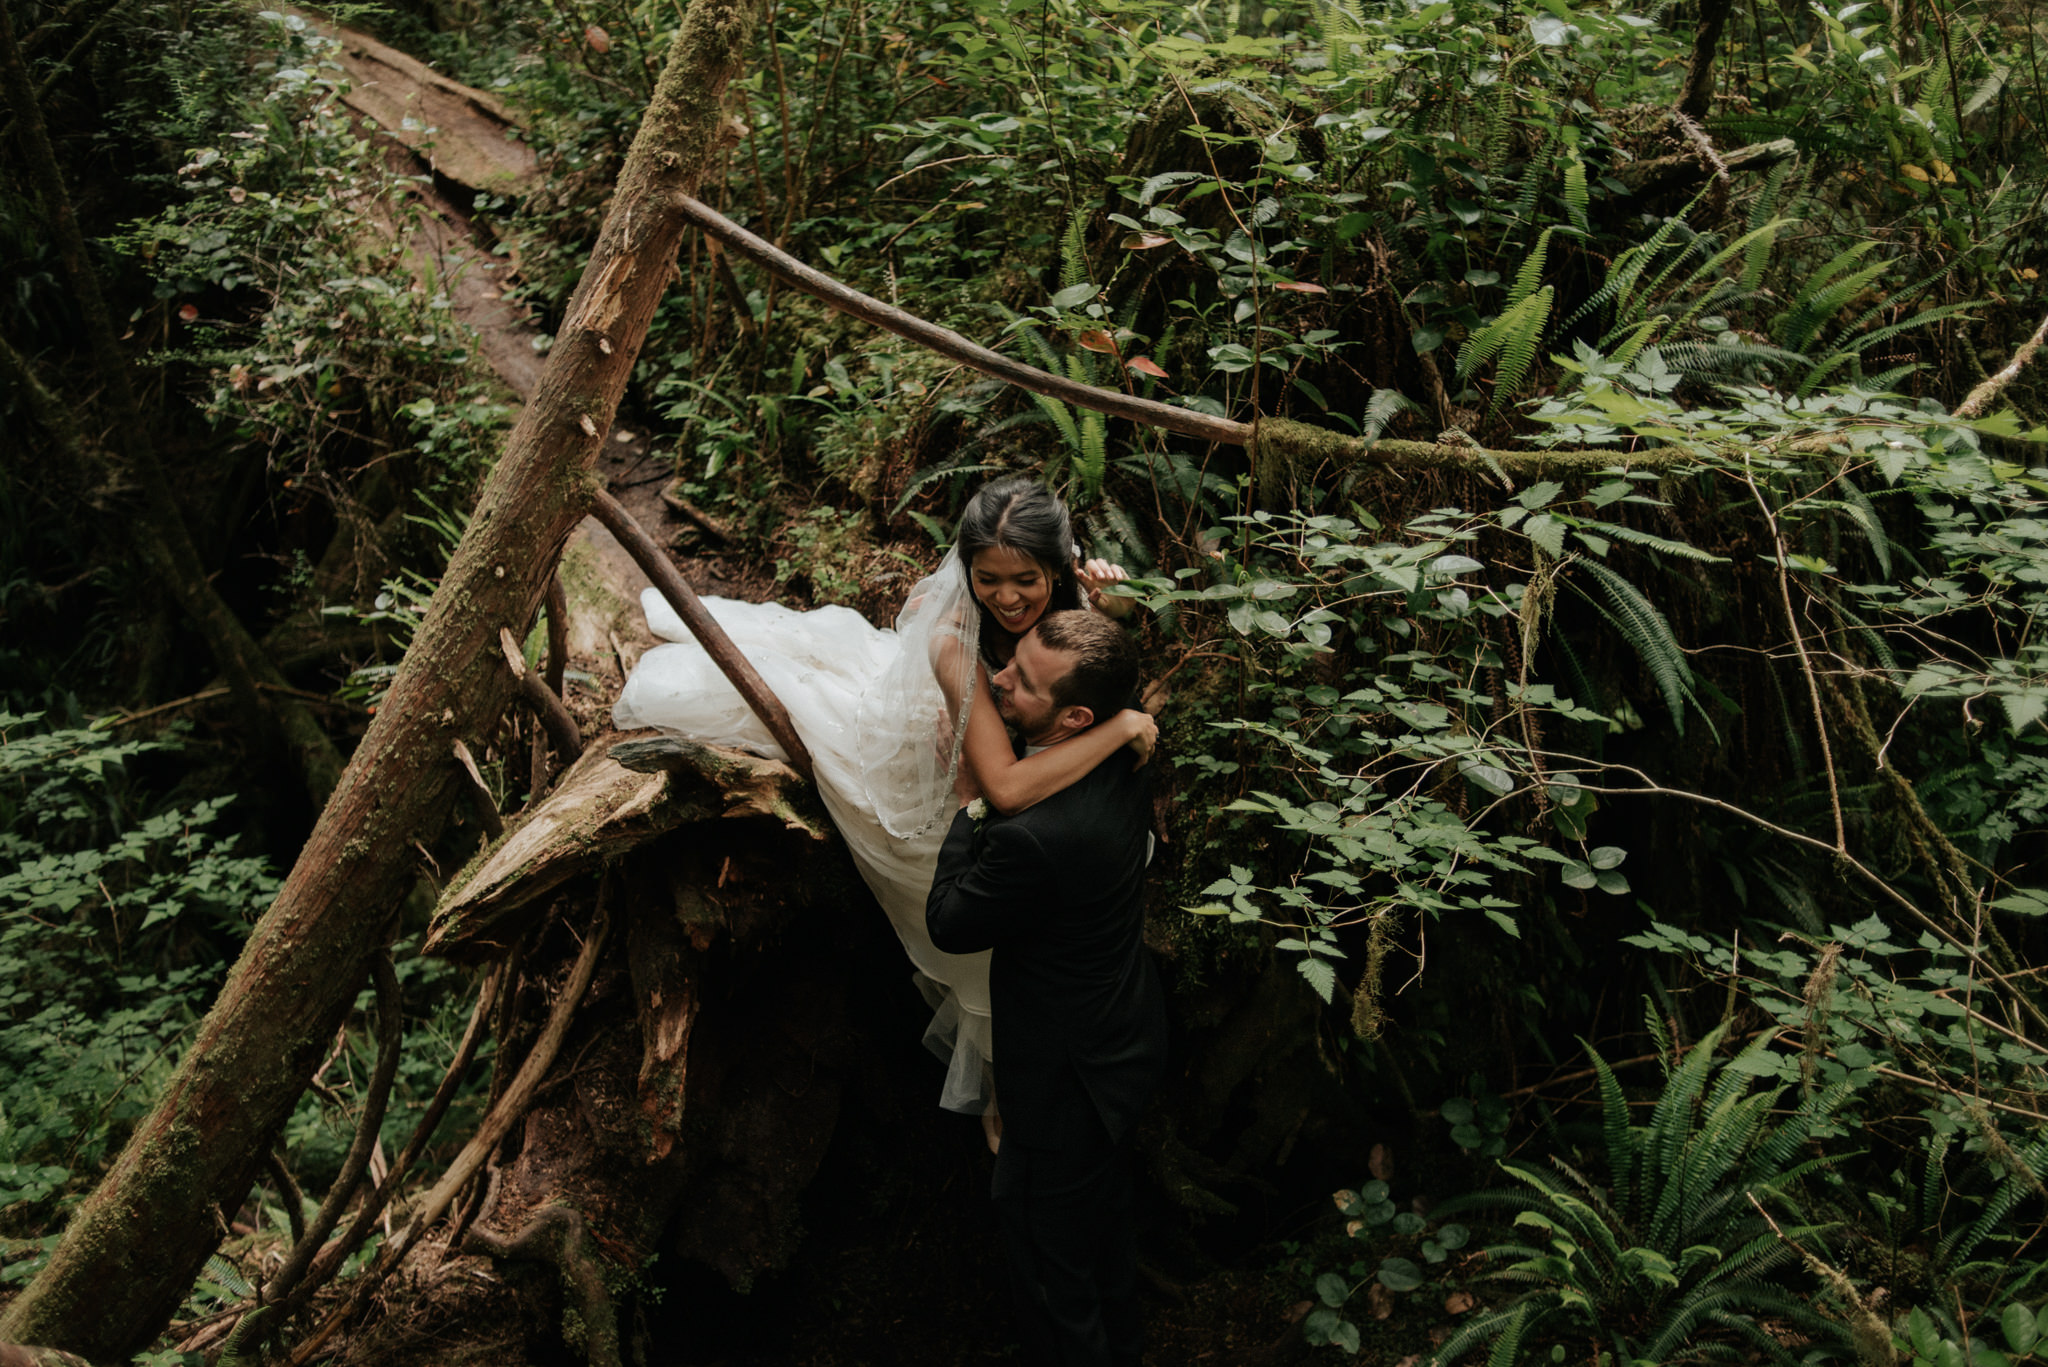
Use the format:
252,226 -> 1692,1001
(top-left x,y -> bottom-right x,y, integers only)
287,895 -> 609,1366
464,1206 -> 622,1367
264,954 -> 402,1309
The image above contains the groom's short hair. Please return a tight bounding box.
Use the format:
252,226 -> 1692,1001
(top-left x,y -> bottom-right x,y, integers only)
1034,611 -> 1139,727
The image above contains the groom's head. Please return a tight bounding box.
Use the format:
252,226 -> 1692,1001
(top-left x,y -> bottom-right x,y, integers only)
992,610 -> 1139,747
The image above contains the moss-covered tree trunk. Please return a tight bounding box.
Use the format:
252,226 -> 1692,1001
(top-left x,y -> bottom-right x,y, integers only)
0,0 -> 762,1356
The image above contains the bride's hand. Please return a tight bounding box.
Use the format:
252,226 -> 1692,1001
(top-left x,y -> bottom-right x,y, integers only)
1118,708 -> 1158,768
1078,558 -> 1134,619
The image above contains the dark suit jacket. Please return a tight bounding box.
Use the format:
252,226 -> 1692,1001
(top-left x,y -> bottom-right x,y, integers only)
926,748 -> 1167,1151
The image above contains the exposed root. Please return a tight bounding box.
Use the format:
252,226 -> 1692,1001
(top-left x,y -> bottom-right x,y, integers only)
464,1206 -> 622,1367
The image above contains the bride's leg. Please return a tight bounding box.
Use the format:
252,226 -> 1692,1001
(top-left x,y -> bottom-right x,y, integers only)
981,1086 -> 1002,1155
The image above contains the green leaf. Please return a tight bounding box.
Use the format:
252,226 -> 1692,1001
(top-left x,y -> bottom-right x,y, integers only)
1992,892 -> 2048,917
2003,1304 -> 2038,1356
1298,956 -> 1338,1003
1378,1256 -> 1424,1291
1049,282 -> 1097,309
1316,1271 -> 1350,1307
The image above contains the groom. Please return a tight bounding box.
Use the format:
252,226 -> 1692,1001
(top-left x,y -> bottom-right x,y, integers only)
926,610 -> 1168,1367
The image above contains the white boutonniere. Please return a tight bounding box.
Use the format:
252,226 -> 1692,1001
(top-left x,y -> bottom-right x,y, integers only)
966,798 -> 989,826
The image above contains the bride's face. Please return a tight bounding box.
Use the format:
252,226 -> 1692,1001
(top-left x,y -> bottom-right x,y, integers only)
970,545 -> 1056,637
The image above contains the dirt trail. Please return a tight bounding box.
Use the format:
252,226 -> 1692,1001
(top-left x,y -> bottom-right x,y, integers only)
301,11 -> 684,676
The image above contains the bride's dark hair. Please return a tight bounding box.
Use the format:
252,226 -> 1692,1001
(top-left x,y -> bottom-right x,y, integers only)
956,476 -> 1085,657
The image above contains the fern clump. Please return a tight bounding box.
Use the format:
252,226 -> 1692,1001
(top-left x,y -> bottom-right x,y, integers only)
1427,1023 -> 1856,1367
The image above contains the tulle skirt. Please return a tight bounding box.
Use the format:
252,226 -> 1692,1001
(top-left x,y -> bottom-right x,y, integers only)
613,591 -> 994,1113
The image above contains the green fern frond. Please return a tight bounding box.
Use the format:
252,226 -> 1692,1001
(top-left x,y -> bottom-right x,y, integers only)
1511,140 -> 1552,233
1458,285 -> 1554,414
205,1252 -> 254,1298
1430,1303 -> 1534,1367
1508,227 -> 1554,313
1860,361 -> 1922,392
1938,1150 -> 2042,1268
1059,209 -> 1089,291
1562,154 -> 1589,234
1586,1042 -> 1637,1221
1829,299 -> 1981,360
1484,1302 -> 1534,1367
1665,220 -> 1791,329
1029,391 -> 1081,455
1564,203 -> 1700,332
1003,311 -> 1065,372
1574,520 -> 1726,565
1075,408 -> 1108,501
1644,1021 -> 1728,1200
1364,387 -> 1425,441
1633,224 -> 1717,319
1773,242 -> 1886,351
1655,338 -> 1810,378
1574,559 -> 1706,736
1604,318 -> 1663,370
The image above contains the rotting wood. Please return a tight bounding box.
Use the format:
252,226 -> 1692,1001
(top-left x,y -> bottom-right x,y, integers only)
588,487 -> 816,780
301,10 -> 540,195
422,731 -> 824,961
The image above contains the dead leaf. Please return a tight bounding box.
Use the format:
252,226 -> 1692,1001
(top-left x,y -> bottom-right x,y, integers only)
1332,1188 -> 1358,1212
585,23 -> 611,50
1445,1290 -> 1476,1314
1078,329 -> 1120,355
1396,1357 -> 1422,1367
1272,279 -> 1328,293
1369,1142 -> 1392,1180
1127,355 -> 1169,378
1286,1300 -> 1314,1324
1367,1282 -> 1394,1320
178,303 -> 199,322
1122,231 -> 1173,249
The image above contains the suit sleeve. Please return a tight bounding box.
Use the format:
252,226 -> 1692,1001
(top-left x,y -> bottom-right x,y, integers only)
925,808 -> 1055,955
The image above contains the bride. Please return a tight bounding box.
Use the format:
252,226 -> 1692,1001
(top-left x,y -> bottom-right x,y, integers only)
612,476 -> 1156,1119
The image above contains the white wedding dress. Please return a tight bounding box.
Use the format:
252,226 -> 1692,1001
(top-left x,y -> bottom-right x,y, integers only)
612,552 -> 994,1113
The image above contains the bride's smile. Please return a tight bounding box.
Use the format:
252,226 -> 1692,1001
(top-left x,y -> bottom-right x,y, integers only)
970,545 -> 1055,636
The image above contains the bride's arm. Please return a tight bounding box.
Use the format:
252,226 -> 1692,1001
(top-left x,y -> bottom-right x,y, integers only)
962,664 -> 1156,815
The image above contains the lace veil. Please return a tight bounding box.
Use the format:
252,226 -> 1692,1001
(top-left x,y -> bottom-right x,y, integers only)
852,548 -> 981,839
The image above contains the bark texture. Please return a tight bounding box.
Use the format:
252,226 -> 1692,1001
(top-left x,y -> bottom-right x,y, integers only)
0,0 -> 762,1355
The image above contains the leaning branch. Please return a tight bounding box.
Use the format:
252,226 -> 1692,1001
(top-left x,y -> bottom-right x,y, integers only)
588,487 -> 816,781
672,194 -> 1760,491
1953,308 -> 2048,420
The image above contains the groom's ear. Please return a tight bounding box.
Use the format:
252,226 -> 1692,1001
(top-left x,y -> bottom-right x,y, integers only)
1058,703 -> 1096,734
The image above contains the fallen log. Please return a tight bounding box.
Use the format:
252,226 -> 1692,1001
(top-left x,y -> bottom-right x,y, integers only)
422,731 -> 826,961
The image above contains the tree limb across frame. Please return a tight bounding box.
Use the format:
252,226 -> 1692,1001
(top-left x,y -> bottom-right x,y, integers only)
673,194 -> 1725,492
